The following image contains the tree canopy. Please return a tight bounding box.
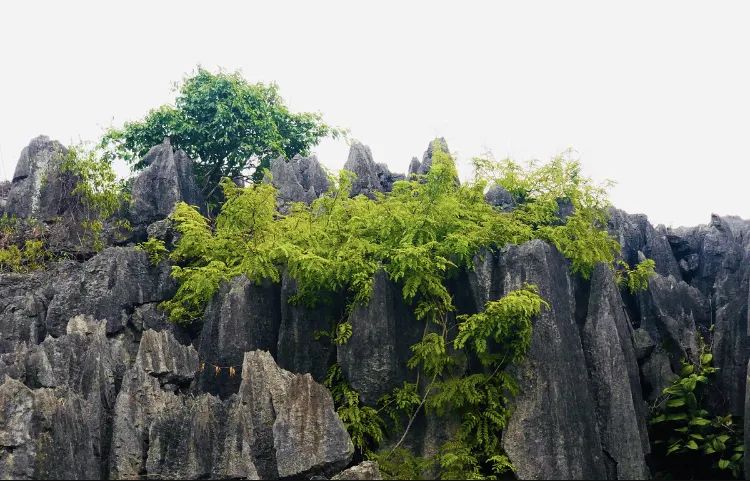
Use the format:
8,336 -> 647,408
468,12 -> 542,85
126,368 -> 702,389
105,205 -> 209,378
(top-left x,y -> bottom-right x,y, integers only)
102,67 -> 338,198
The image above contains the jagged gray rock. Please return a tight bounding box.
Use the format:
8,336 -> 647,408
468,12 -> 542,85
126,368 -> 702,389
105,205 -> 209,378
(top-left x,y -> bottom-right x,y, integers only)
500,240 -> 607,480
269,154 -> 329,209
332,461 -> 383,480
636,274 -> 709,400
129,138 -> 204,227
0,272 -> 48,354
337,270 -> 422,406
110,331 -> 353,480
0,377 -> 100,480
45,247 -> 176,337
4,136 -> 73,220
343,141 -> 403,198
581,264 -> 650,479
277,272 -> 340,382
485,184 -> 515,210
408,138 -> 450,176
344,141 -> 383,198
669,215 -> 750,414
196,276 -> 280,398
608,208 -> 682,278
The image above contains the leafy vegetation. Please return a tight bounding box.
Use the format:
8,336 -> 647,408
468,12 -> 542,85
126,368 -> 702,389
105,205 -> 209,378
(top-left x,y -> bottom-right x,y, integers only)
154,141 -> 631,478
101,67 -> 341,201
616,258 -> 656,294
60,144 -> 130,251
650,336 -> 744,479
0,214 -> 49,273
137,237 -> 168,265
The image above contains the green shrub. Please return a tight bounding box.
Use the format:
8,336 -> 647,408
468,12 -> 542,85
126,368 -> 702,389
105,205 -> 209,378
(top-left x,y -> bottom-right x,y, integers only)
650,337 -> 744,479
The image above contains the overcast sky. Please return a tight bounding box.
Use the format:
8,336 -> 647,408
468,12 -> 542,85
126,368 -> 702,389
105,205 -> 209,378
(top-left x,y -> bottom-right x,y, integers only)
1,1 -> 748,227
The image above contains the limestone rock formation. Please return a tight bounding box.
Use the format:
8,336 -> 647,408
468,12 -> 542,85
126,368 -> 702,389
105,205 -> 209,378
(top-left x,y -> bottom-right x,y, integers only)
408,137 -> 450,177
268,153 -> 329,209
4,136 -> 72,221
499,240 -> 607,480
45,247 -> 176,337
343,141 -> 404,198
332,461 -> 383,480
337,270 -> 422,406
196,276 -> 280,398
129,138 -> 204,227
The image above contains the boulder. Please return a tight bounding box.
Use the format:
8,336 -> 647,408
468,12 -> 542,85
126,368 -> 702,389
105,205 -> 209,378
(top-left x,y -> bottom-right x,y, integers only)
333,461 -> 383,480
129,138 -> 204,227
485,184 -> 515,210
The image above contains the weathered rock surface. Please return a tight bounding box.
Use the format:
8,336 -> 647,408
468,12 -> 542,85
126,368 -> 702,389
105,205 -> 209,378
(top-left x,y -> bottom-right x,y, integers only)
608,208 -> 682,279
337,270 -> 422,406
499,240 -> 607,480
269,153 -> 329,209
129,138 -> 204,227
408,137 -> 450,176
45,247 -> 176,337
111,334 -> 352,480
5,136 -> 72,221
196,275 -> 280,398
277,272 -> 340,382
3,135 -> 750,480
0,377 -> 100,480
332,461 -> 383,480
343,141 -> 403,198
485,184 -> 515,210
581,264 -> 649,479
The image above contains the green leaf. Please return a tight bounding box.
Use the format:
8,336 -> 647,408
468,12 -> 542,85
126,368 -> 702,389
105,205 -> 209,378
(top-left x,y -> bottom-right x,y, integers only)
718,459 -> 730,470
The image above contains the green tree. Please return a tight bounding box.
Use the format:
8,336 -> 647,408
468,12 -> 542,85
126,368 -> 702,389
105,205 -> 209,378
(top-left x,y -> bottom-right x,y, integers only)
102,67 -> 339,198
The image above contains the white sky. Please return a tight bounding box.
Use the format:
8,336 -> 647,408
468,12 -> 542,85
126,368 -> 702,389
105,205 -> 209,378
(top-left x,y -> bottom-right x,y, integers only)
1,1 -> 748,228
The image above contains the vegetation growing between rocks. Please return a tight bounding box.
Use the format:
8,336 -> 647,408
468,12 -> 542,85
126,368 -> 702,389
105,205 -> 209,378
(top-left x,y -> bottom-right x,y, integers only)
650,335 -> 744,479
153,141 -> 636,478
0,214 -> 49,272
60,145 -> 131,251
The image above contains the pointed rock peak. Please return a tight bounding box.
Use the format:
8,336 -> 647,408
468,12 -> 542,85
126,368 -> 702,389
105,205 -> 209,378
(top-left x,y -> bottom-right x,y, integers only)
408,156 -> 421,177
345,140 -> 375,168
130,141 -> 204,226
5,136 -> 71,219
425,137 -> 450,161
410,137 -> 451,176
